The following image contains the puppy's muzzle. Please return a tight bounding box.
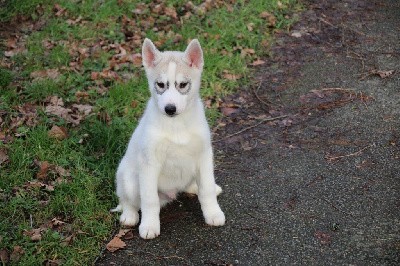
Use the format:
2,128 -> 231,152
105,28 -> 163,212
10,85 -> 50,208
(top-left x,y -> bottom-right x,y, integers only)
164,104 -> 176,116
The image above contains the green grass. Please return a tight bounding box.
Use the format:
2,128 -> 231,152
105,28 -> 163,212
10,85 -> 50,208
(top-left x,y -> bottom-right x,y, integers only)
0,0 -> 301,264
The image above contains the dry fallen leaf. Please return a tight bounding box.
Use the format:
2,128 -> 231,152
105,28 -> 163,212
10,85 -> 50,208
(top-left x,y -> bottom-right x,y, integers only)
23,228 -> 43,242
116,228 -> 132,238
51,217 -> 65,227
48,125 -> 68,140
75,91 -> 90,102
251,59 -> 266,66
291,31 -> 302,38
106,236 -> 126,252
164,7 -> 178,19
314,231 -> 332,245
45,96 -> 87,125
54,165 -> 71,177
0,148 -> 9,165
222,71 -> 242,81
246,23 -> 254,32
44,259 -> 62,266
10,246 -> 24,262
221,107 -> 240,116
260,11 -> 277,27
53,4 -> 67,17
72,104 -> 92,116
30,69 -> 60,80
36,161 -> 50,180
376,70 -> 394,78
0,249 -> 9,264
61,235 -> 74,246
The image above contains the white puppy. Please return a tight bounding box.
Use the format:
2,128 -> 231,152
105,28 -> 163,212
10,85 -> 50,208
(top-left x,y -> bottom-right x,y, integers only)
113,38 -> 225,239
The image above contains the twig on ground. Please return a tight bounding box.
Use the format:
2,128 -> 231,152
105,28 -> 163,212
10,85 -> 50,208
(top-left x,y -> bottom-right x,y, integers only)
325,145 -> 371,162
319,16 -> 366,36
246,212 -> 268,222
357,69 -> 395,80
126,250 -> 189,263
313,87 -> 355,92
318,197 -> 355,217
346,50 -> 366,70
213,115 -> 288,143
318,17 -> 337,28
252,79 -> 271,107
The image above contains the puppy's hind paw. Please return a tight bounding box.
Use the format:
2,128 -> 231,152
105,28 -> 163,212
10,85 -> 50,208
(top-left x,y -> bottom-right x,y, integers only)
119,211 -> 139,227
205,210 -> 225,226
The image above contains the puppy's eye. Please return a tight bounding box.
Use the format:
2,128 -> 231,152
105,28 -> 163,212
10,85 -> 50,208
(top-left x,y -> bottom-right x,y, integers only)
156,82 -> 165,88
179,82 -> 188,89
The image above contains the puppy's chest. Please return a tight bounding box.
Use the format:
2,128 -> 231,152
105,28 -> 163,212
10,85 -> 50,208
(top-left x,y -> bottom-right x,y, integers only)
156,133 -> 204,187
158,132 -> 204,163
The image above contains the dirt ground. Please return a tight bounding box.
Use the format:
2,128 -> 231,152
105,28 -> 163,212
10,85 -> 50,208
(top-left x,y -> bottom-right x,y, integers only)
96,0 -> 399,265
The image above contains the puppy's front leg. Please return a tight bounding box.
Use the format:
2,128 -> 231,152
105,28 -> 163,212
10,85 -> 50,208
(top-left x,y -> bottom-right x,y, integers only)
197,148 -> 225,226
139,163 -> 161,239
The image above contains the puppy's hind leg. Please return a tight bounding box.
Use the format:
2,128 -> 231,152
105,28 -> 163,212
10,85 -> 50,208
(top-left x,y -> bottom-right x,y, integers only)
185,181 -> 223,196
116,165 -> 140,227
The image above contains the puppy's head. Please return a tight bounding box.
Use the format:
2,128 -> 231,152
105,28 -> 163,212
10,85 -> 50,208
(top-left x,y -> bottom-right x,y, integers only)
142,38 -> 204,117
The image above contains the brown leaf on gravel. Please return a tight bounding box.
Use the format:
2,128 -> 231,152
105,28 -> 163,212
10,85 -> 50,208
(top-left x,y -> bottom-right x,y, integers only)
30,69 -> 60,80
116,228 -> 132,238
10,246 -> 24,262
376,70 -> 394,78
314,231 -> 332,245
106,236 -> 126,252
0,148 -> 9,165
48,125 -> 68,140
221,107 -> 240,116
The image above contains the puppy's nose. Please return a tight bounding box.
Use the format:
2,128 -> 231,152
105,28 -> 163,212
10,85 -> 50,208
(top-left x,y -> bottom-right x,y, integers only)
164,104 -> 176,116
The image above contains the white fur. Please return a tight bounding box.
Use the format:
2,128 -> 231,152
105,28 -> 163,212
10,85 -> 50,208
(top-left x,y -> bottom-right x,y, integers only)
114,38 -> 225,239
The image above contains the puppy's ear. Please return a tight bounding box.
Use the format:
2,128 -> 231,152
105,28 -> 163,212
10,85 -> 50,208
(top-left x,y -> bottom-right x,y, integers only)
142,38 -> 161,68
183,39 -> 204,69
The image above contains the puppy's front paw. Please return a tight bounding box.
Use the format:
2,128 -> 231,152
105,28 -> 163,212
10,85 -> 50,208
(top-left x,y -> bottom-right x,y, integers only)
204,209 -> 225,226
139,221 -> 160,239
120,211 -> 139,227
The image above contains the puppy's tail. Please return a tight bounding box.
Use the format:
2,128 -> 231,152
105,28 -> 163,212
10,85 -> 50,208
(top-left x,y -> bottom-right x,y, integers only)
110,204 -> 122,213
